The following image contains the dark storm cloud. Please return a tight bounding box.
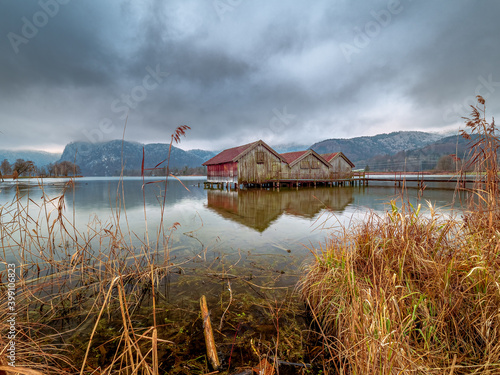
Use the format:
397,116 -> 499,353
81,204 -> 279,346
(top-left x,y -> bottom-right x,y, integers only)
1,0 -> 500,151
1,2 -> 123,89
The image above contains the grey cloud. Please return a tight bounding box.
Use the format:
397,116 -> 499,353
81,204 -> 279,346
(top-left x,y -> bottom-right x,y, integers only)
1,0 -> 500,152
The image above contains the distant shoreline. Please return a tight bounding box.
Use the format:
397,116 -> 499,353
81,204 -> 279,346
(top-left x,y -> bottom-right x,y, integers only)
0,175 -> 83,180
367,171 -> 462,175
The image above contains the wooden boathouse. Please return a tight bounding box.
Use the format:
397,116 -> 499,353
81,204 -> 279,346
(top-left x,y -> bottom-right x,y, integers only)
203,141 -> 483,190
203,140 -> 359,189
202,140 -> 287,189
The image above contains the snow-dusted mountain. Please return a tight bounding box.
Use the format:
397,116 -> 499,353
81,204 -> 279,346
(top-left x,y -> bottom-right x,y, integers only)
59,140 -> 206,176
310,131 -> 445,166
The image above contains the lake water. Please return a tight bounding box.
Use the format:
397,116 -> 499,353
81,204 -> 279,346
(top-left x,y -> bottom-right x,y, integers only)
0,176 -> 466,282
0,176 -> 470,369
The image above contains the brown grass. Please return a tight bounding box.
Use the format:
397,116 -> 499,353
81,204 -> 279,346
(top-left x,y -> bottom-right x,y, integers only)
300,96 -> 500,374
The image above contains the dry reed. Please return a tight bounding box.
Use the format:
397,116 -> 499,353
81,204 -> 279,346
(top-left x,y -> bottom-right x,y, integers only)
300,96 -> 500,374
0,126 -> 206,374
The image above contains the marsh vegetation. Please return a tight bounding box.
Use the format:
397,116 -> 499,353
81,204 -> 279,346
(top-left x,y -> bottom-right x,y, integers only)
1,98 -> 499,374
301,96 -> 500,374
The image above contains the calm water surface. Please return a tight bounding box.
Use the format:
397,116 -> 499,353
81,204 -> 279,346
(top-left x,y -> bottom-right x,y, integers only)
0,176 -> 465,272
0,176 -> 471,369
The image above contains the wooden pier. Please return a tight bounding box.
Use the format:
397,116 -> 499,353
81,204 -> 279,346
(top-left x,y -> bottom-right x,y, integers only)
203,179 -> 366,190
364,172 -> 477,189
204,172 -> 368,190
203,172 -> 479,190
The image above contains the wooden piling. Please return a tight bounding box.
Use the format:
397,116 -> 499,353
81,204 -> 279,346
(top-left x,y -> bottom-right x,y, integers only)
200,295 -> 220,370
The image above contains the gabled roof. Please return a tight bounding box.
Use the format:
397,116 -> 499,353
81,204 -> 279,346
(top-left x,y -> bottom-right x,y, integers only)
280,150 -> 331,168
321,152 -> 355,168
320,152 -> 339,162
203,140 -> 286,166
280,151 -> 308,164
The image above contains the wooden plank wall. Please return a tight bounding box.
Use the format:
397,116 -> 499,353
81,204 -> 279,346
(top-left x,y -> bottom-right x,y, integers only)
206,146 -> 355,184
281,154 -> 332,180
330,157 -> 353,179
237,144 -> 286,184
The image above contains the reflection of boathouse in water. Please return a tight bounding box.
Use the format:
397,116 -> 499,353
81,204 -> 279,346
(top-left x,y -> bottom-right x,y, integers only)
202,140 -> 359,189
205,188 -> 354,232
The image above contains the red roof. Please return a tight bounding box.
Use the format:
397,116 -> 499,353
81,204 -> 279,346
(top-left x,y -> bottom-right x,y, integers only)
321,153 -> 339,162
279,151 -> 308,164
203,141 -> 258,165
320,152 -> 355,168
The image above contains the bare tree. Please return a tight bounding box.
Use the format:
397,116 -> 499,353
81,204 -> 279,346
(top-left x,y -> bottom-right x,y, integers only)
14,159 -> 29,176
0,159 -> 12,175
52,161 -> 81,176
12,159 -> 37,176
47,163 -> 54,177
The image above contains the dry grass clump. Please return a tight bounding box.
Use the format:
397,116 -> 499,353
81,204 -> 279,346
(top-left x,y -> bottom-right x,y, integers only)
0,179 -> 176,374
0,126 -> 196,374
300,96 -> 500,374
301,202 -> 500,374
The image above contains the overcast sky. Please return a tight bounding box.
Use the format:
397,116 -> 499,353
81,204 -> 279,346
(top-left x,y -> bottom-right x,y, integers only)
1,0 -> 499,152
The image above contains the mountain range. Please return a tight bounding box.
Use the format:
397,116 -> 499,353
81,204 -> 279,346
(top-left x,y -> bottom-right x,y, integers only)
58,140 -> 215,176
2,131 -> 471,175
57,140 -> 325,176
309,131 -> 445,167
367,134 -> 470,172
0,150 -> 61,167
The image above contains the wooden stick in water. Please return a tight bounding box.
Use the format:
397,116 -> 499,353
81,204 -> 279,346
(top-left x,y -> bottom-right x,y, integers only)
200,295 -> 220,370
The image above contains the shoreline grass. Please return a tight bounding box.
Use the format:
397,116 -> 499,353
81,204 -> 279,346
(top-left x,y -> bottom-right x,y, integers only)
300,96 -> 500,374
300,199 -> 500,374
